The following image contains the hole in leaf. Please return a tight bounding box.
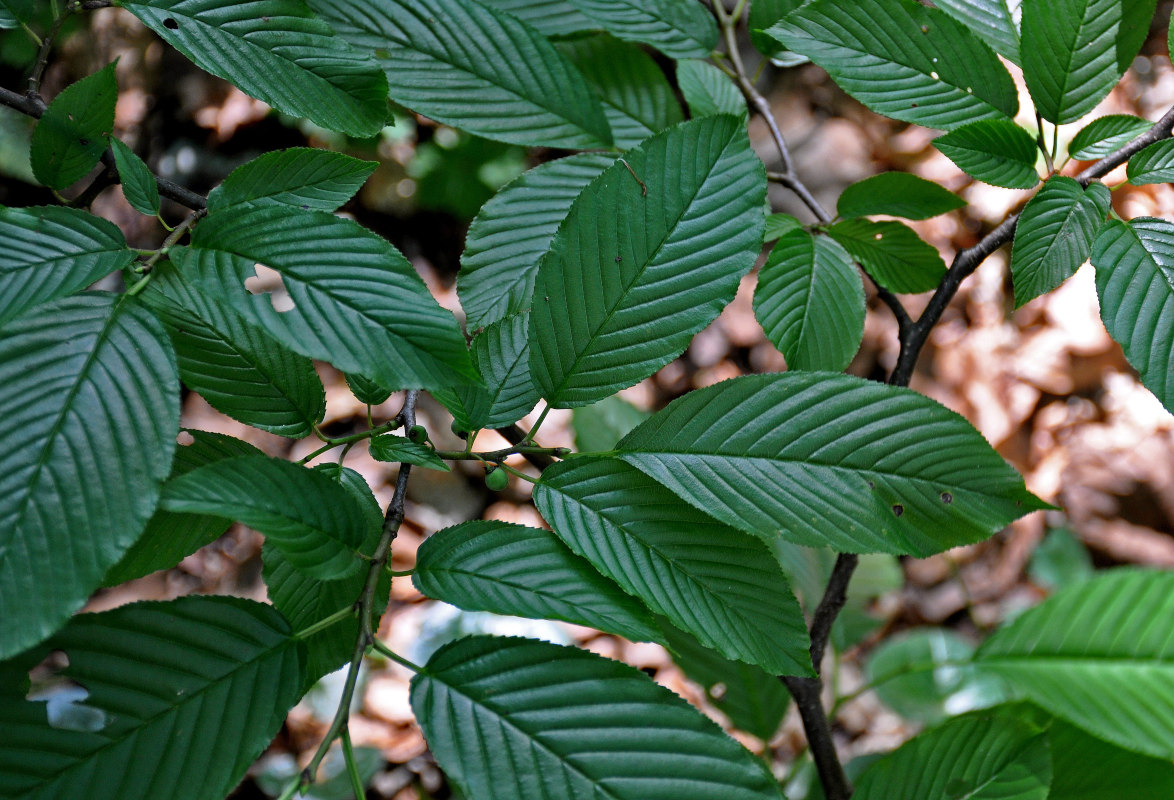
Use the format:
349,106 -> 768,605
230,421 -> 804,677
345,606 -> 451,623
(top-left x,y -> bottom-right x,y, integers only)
708,682 -> 727,700
940,491 -> 953,504
176,430 -> 195,446
930,71 -> 939,80
867,480 -> 875,489
892,503 -> 904,517
163,17 -> 179,29
245,263 -> 296,312
26,651 -> 109,733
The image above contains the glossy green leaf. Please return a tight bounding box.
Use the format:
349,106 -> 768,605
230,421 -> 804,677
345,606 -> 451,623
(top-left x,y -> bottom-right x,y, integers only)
206,147 -> 376,213
977,569 -> 1174,758
263,464 -> 388,687
566,0 -> 718,59
435,314 -> 541,432
660,622 -> 790,742
615,373 -> 1047,557
932,0 -> 1021,63
826,218 -> 947,294
769,0 -> 1017,131
748,0 -> 807,63
934,119 -> 1040,189
160,454 -> 368,580
837,172 -> 966,220
1127,139 -> 1174,184
412,636 -> 783,800
1010,176 -> 1111,307
459,153 -> 614,329
116,0 -> 388,137
1119,1 -> 1158,72
1068,114 -> 1153,159
369,434 -> 450,471
29,62 -> 117,189
0,205 -> 135,327
0,596 -> 304,800
1090,218 -> 1174,412
308,0 -> 611,148
854,706 -> 1051,800
1027,527 -> 1093,590
558,34 -> 683,149
103,431 -> 264,586
764,212 -> 802,242
572,395 -> 649,452
753,229 -> 864,372
142,262 -> 326,437
474,0 -> 597,36
536,457 -> 813,676
1049,719 -> 1174,800
345,372 -> 392,405
175,204 -> 476,391
414,521 -> 661,643
676,60 -> 746,119
530,115 -> 766,407
109,137 -> 160,216
0,294 -> 179,660
1021,0 -> 1124,124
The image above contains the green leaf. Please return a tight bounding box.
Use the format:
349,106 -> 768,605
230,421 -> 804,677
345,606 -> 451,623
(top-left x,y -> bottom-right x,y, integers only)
0,294 -> 179,660
853,706 -> 1051,800
1119,1 -> 1158,73
206,147 -> 376,213
104,431 -> 264,586
0,596 -> 304,800
1027,527 -> 1093,590
566,0 -> 719,60
1090,218 -> 1174,413
748,0 -> 807,63
1127,139 -> 1174,184
676,60 -> 746,119
754,229 -> 864,372
535,457 -> 814,676
530,115 -> 766,407
0,0 -> 33,27
615,373 -> 1047,557
976,569 -> 1174,759
414,520 -> 662,643
308,0 -> 612,148
933,119 -> 1040,189
459,153 -> 614,329
29,62 -> 117,189
474,0 -> 597,36
369,434 -> 450,471
769,0 -> 1017,131
1010,176 -> 1111,307
1021,0 -> 1124,124
1068,114 -> 1153,160
108,137 -> 160,216
660,622 -> 790,741
557,34 -> 684,149
116,0 -> 388,137
160,454 -> 368,580
836,172 -> 966,220
764,212 -> 802,242
412,636 -> 783,800
176,204 -> 476,391
572,395 -> 649,452
141,262 -> 326,437
826,218 -> 947,294
263,464 -> 387,686
345,372 -> 392,406
1049,719 -> 1174,800
0,205 -> 135,327
930,0 -> 1022,64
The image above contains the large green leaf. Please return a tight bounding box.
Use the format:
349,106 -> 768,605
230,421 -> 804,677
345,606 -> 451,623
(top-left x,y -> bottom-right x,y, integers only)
0,294 -> 179,660
934,119 -> 1040,189
1127,139 -> 1174,184
753,229 -> 864,372
826,218 -> 947,294
572,395 -> 650,452
853,706 -> 1051,800
0,596 -> 304,800
0,0 -> 33,27
412,635 -> 783,800
557,34 -> 683,149
977,569 -> 1174,758
459,153 -> 614,329
836,172 -> 965,221
1090,218 -> 1174,412
615,373 -> 1046,557
414,520 -> 662,644
109,138 -> 161,216
530,115 -> 766,407
1068,114 -> 1153,159
142,262 -> 325,437
474,0 -> 597,36
676,60 -> 746,119
768,0 -> 1017,131
748,0 -> 807,63
536,457 -> 813,676
175,204 -> 476,391
566,0 -> 718,59
116,0 -> 388,137
308,0 -> 611,148
0,205 -> 135,327
160,454 -> 368,580
931,0 -> 1021,64
29,62 -> 117,190
1010,177 -> 1111,307
1049,719 -> 1174,800
206,147 -> 376,212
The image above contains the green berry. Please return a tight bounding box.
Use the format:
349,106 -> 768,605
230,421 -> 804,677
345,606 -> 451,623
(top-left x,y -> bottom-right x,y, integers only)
484,466 -> 509,491
407,424 -> 429,444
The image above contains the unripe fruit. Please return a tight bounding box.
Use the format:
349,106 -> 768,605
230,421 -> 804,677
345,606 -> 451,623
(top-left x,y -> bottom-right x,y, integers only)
407,424 -> 429,444
484,466 -> 509,491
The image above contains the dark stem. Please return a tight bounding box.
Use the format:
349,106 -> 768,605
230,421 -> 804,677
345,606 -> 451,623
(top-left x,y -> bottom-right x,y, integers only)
494,423 -> 555,470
